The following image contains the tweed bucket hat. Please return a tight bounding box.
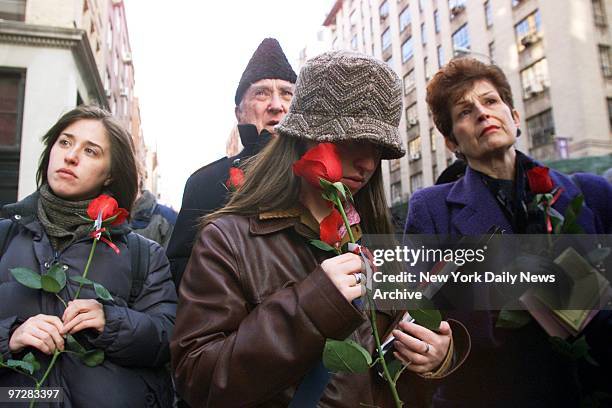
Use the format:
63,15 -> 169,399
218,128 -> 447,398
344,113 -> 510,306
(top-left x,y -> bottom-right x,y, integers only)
275,50 -> 405,159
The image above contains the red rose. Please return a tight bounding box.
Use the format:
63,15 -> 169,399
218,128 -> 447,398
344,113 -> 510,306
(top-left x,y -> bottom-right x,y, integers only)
527,166 -> 554,193
320,208 -> 344,245
226,167 -> 245,191
87,194 -> 129,226
292,143 -> 343,189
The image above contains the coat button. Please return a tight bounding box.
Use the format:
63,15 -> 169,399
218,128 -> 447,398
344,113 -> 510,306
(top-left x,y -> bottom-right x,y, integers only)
63,265 -> 69,270
44,262 -> 50,268
14,215 -> 21,220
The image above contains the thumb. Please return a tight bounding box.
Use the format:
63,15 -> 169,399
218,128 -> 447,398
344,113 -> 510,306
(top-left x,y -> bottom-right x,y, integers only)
438,321 -> 452,335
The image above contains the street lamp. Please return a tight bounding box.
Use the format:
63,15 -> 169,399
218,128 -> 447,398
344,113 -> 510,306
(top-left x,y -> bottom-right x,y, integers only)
453,47 -> 494,64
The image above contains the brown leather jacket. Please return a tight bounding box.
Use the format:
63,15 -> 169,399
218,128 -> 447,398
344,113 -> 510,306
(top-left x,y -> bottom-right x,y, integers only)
171,212 -> 470,407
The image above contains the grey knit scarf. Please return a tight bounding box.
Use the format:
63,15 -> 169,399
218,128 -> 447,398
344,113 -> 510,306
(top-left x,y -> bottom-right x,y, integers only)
37,184 -> 94,252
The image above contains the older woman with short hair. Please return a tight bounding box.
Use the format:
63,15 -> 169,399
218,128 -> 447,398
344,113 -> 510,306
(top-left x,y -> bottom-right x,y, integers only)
405,58 -> 612,406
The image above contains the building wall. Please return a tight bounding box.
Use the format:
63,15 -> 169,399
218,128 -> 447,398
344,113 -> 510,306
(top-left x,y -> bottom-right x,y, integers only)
323,0 -> 612,208
0,34 -> 104,199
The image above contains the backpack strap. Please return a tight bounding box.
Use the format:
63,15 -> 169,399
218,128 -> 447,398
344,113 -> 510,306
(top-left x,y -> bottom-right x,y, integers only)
127,232 -> 150,307
0,219 -> 17,259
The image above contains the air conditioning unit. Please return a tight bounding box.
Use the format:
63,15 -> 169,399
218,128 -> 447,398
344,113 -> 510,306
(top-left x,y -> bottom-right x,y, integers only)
410,152 -> 421,161
450,5 -> 465,18
104,88 -> 111,98
120,87 -> 129,97
521,33 -> 538,47
122,51 -> 132,64
408,118 -> 418,127
380,13 -> 388,21
525,84 -> 543,97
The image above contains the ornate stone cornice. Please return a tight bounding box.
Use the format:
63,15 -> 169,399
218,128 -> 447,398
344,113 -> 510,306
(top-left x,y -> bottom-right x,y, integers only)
0,21 -> 108,109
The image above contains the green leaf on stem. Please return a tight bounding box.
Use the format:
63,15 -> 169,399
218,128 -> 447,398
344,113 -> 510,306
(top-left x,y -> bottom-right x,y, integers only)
386,358 -> 408,383
570,335 -> 589,360
319,179 -> 334,190
65,334 -> 86,354
22,352 -> 41,372
41,275 -> 62,293
332,182 -> 347,200
408,309 -> 442,331
587,247 -> 611,265
561,195 -> 585,234
6,359 -> 34,375
496,309 -> 531,329
69,276 -> 94,285
309,239 -> 336,252
321,190 -> 336,203
46,264 -> 67,291
81,349 -> 104,367
76,213 -> 93,223
323,339 -> 372,373
549,336 -> 573,359
343,183 -> 354,203
93,282 -> 113,301
10,267 -> 42,290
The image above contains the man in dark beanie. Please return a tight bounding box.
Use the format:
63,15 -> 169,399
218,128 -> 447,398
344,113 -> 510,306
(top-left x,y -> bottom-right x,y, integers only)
167,38 -> 297,289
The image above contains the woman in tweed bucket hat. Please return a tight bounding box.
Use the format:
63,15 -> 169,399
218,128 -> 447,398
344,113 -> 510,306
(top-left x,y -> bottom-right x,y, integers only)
276,50 -> 405,159
172,51 -> 468,407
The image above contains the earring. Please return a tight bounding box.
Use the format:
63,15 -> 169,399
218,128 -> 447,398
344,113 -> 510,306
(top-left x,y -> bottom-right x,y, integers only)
516,128 -> 522,137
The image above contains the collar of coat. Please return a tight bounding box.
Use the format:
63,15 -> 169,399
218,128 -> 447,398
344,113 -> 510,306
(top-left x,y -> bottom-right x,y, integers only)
446,157 -> 589,234
253,206 -> 362,245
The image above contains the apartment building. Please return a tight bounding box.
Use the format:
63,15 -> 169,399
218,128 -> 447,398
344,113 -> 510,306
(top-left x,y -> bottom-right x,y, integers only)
323,0 -> 612,209
0,0 -> 139,205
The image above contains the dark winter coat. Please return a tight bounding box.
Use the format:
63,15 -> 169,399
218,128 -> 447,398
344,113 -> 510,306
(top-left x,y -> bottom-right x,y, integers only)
131,190 -> 178,248
0,193 -> 177,407
405,163 -> 612,407
166,124 -> 271,289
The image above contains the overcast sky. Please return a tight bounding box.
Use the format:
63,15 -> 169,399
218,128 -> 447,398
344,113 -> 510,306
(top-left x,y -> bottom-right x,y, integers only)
123,1 -> 334,209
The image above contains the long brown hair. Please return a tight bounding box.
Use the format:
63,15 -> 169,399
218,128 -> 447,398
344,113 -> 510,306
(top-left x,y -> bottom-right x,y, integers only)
36,105 -> 138,211
204,136 -> 395,235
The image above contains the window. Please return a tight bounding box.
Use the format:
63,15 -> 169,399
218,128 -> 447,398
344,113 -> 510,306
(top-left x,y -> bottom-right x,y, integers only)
433,164 -> 438,180
420,23 -> 427,45
391,181 -> 402,204
484,0 -> 493,27
424,56 -> 430,81
410,172 -> 424,191
401,37 -> 414,63
452,24 -> 470,51
0,69 -> 25,148
379,0 -> 389,18
430,128 -> 437,152
381,28 -> 391,51
351,34 -> 358,50
409,136 -> 421,158
527,109 -> 555,147
488,41 -> 495,60
593,0 -> 607,27
515,10 -> 542,51
399,7 -> 411,32
599,45 -> 612,77
434,10 -> 441,33
512,0 -> 522,6
385,55 -> 395,71
390,159 -> 401,172
406,104 -> 418,127
350,9 -> 358,27
607,98 -> 612,128
403,69 -> 416,94
419,0 -> 424,12
520,58 -> 550,98
437,45 -> 444,68
0,0 -> 26,21
107,20 -> 113,51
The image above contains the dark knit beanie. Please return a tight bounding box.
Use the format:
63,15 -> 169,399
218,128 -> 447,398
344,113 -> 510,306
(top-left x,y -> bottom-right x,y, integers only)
234,38 -> 297,105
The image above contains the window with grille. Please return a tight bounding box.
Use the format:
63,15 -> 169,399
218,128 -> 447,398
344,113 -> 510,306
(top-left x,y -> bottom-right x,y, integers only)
527,109 -> 555,147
